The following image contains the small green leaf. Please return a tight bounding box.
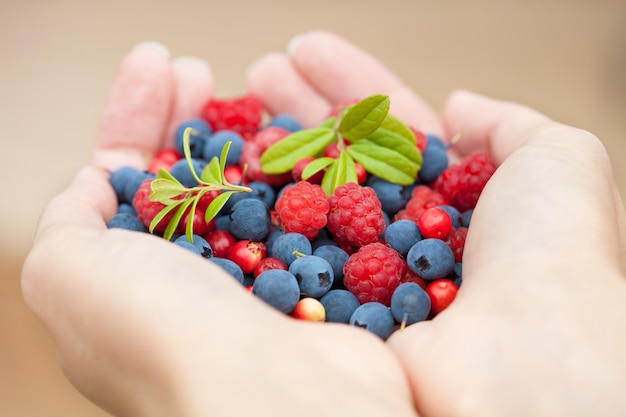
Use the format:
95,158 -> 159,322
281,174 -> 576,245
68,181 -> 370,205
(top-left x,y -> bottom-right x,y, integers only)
163,198 -> 195,241
347,141 -> 419,185
338,94 -> 390,141
219,141 -> 232,182
185,195 -> 201,242
204,191 -> 233,223
149,178 -> 186,203
200,157 -> 222,185
377,113 -> 417,145
301,157 -> 334,181
319,117 -> 337,129
261,128 -> 336,174
149,200 -> 184,234
320,159 -> 340,196
339,151 -> 358,185
156,168 -> 181,183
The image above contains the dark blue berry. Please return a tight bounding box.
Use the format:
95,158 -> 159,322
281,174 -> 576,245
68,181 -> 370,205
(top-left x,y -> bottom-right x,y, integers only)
209,257 -> 245,284
418,141 -> 449,183
288,255 -> 334,298
269,232 -> 312,266
109,166 -> 140,203
174,234 -> 213,258
221,181 -> 276,214
106,213 -> 146,232
174,240 -> 202,255
228,198 -> 271,241
406,238 -> 455,280
320,289 -> 360,324
266,114 -> 302,132
175,118 -> 211,159
390,282 -> 431,325
202,130 -> 244,166
169,158 -> 205,188
313,244 -> 349,283
252,269 -> 300,314
384,220 -> 421,257
117,202 -> 137,215
461,209 -> 473,227
349,302 -> 395,340
367,176 -> 409,215
123,170 -> 154,204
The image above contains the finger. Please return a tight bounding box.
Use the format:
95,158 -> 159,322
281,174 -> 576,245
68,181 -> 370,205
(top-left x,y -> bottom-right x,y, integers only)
246,52 -> 332,128
92,42 -> 174,170
288,30 -> 443,135
163,56 -> 215,148
442,90 -> 626,278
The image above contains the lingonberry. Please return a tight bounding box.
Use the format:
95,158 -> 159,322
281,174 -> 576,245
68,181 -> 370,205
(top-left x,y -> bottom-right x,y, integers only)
228,240 -> 267,275
204,230 -> 236,258
417,207 -> 452,240
425,278 -> 458,316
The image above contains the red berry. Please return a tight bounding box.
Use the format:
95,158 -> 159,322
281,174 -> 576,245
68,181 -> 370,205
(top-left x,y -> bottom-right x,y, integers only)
254,256 -> 288,278
132,179 -> 173,234
178,206 -> 214,236
400,267 -> 427,290
223,165 -> 248,185
204,230 -> 236,258
293,157 -> 324,184
201,94 -> 263,139
343,242 -> 406,306
290,298 -> 325,322
228,240 -> 267,275
239,127 -> 292,187
432,151 -> 497,212
147,148 -> 181,174
411,127 -> 428,153
445,227 -> 468,263
354,162 -> 367,185
425,279 -> 458,316
275,181 -> 329,240
327,182 -> 386,247
395,185 -> 448,223
417,207 -> 452,240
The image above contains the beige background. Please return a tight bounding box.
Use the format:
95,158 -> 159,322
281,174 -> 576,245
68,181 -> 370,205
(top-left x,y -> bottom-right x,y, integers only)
1,0 -> 625,415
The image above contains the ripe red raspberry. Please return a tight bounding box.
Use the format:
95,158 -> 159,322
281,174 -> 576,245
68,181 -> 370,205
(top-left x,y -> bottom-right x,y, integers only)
132,179 -> 174,234
395,185 -> 448,223
275,181 -> 329,240
445,226 -> 468,263
327,182 -> 386,247
239,127 -> 293,187
201,94 -> 263,139
432,151 -> 497,212
343,242 -> 406,306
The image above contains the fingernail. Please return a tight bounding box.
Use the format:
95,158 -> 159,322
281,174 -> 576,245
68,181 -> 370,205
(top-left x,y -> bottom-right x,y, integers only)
134,41 -> 170,58
172,56 -> 211,72
287,33 -> 304,56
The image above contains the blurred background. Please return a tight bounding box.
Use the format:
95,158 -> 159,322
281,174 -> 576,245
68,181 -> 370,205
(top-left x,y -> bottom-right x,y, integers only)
1,0 -> 625,415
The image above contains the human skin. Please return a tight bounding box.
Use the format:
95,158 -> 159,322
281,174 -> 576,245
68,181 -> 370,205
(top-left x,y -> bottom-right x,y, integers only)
22,31 -> 626,417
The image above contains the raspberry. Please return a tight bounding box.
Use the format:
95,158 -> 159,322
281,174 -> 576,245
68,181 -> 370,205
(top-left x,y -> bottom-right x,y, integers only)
395,185 -> 448,223
275,181 -> 329,240
343,242 -> 406,306
445,226 -> 468,263
132,179 -> 173,234
201,94 -> 263,139
327,182 -> 386,247
432,151 -> 497,212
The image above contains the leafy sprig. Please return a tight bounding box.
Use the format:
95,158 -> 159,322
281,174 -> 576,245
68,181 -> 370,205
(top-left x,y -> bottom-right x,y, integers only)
260,94 -> 422,195
149,127 -> 252,241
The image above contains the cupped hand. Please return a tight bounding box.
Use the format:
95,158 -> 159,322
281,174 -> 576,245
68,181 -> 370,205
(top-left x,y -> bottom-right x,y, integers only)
21,42 -> 417,417
248,31 -> 626,417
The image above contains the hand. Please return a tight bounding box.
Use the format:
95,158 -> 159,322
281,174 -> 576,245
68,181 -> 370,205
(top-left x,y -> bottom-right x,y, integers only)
21,42 -> 417,417
248,31 -> 626,416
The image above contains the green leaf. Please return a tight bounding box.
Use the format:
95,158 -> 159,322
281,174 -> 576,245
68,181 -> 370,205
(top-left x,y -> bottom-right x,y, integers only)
364,118 -> 423,169
260,128 -> 336,174
200,157 -> 222,185
185,195 -> 201,242
156,168 -> 181,183
301,157 -> 334,181
347,141 -> 419,185
163,198 -> 195,241
339,151 -> 358,185
149,178 -> 186,203
338,94 -> 390,142
320,159 -> 340,196
149,200 -> 184,234
204,191 -> 233,223
219,141 -> 232,182
319,117 -> 337,129
376,113 -> 418,146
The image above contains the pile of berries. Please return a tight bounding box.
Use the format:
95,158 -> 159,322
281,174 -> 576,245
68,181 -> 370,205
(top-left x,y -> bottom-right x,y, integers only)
106,94 -> 497,340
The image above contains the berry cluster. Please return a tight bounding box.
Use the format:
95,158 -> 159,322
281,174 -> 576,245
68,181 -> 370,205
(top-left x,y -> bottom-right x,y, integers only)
106,94 -> 497,340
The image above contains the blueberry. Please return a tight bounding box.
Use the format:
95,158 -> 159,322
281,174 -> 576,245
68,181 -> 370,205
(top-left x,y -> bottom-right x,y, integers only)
229,198 -> 271,241
448,262 -> 463,287
214,214 -> 232,231
203,130 -> 244,166
269,232 -> 312,266
313,244 -> 349,283
406,238 -> 455,280
390,282 -> 431,325
349,302 -> 395,340
169,158 -> 205,188
106,213 -> 147,232
266,114 -> 302,132
367,176 -> 409,215
175,118 -> 211,158
117,202 -> 137,215
209,257 -> 245,284
436,205 -> 462,228
461,209 -> 473,227
384,220 -> 421,257
174,234 -> 213,258
252,269 -> 301,314
320,289 -> 360,324
289,255 -> 334,298
418,141 -> 449,183
265,229 -> 286,255
109,166 -> 140,203
122,170 -> 154,204
426,134 -> 446,149
174,240 -> 202,255
222,181 -> 276,214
